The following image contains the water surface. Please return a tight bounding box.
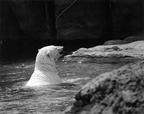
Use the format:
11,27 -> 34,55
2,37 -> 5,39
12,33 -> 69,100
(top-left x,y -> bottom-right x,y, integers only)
0,59 -> 124,114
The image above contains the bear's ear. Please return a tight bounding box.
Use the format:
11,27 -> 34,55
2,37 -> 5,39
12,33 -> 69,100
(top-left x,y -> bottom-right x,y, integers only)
38,49 -> 40,51
47,51 -> 54,61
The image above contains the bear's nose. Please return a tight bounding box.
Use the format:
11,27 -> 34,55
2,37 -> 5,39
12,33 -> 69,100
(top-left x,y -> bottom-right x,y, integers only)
60,50 -> 65,55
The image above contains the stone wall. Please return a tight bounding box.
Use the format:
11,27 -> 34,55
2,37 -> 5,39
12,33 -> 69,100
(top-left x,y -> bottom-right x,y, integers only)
0,0 -> 144,61
55,0 -> 112,41
111,0 -> 144,39
0,0 -> 143,41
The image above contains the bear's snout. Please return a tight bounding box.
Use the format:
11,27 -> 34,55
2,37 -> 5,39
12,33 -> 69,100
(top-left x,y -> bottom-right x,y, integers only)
60,50 -> 65,55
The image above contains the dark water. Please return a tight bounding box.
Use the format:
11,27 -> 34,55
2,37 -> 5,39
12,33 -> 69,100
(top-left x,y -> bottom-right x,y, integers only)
0,59 -> 124,114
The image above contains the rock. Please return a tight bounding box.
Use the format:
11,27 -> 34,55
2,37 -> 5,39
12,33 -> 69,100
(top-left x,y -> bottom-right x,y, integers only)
111,0 -> 144,39
104,35 -> 144,45
1,0 -> 144,42
10,0 -> 55,40
124,35 -> 144,43
103,39 -> 127,45
0,1 -> 23,40
54,0 -> 112,41
65,60 -> 144,114
65,41 -> 144,63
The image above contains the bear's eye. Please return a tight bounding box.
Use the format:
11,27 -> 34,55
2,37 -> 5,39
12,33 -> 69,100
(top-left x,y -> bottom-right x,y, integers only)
46,51 -> 51,58
47,53 -> 50,58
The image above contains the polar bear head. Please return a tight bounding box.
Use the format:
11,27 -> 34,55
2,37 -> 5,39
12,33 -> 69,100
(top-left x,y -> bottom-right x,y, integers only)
26,45 -> 64,87
35,45 -> 64,67
39,45 -> 64,60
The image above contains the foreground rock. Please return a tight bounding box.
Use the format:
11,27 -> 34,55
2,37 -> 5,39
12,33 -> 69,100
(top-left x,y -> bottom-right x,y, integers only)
65,61 -> 144,114
65,41 -> 144,63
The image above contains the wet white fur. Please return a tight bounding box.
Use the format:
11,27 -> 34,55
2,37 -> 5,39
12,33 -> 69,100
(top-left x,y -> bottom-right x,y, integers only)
26,45 -> 63,87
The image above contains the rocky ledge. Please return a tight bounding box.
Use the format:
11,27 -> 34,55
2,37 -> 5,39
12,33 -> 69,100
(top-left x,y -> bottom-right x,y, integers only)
64,41 -> 144,63
64,60 -> 144,114
63,41 -> 144,114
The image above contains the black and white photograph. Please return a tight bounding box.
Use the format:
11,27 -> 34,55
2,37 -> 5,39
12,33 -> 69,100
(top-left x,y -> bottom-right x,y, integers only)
0,0 -> 144,114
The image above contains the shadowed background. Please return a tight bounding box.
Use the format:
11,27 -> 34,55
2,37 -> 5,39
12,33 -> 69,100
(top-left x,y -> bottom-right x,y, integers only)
0,0 -> 144,61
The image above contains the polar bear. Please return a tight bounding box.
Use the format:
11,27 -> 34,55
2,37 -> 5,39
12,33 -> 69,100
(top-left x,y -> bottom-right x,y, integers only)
26,45 -> 64,87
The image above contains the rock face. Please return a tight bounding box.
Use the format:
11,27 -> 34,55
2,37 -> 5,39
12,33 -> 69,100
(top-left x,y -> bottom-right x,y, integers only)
111,0 -> 144,39
65,61 -> 144,114
0,0 -> 56,40
1,1 -> 144,41
104,35 -> 144,45
124,35 -> 144,43
103,39 -> 127,45
65,41 -> 144,63
54,0 -> 112,41
10,0 -> 53,40
0,1 -> 23,40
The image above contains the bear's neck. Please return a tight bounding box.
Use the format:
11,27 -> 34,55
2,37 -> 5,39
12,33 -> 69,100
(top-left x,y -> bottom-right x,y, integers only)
34,53 -> 57,73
